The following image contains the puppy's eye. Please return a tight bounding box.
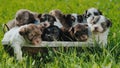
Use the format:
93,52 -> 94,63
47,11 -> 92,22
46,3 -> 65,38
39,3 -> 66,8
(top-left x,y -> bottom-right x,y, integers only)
54,30 -> 58,33
75,32 -> 80,36
71,16 -> 75,20
93,21 -> 96,24
40,18 -> 45,22
16,17 -> 21,20
101,22 -> 106,28
94,12 -> 99,15
87,13 -> 91,17
47,29 -> 51,32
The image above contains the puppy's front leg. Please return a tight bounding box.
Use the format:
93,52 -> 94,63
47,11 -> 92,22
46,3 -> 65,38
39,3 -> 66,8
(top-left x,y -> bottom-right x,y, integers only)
12,44 -> 22,61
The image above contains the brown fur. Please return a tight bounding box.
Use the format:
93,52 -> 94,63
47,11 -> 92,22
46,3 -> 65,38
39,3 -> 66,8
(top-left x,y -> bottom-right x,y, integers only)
19,24 -> 43,45
49,9 -> 71,31
6,9 -> 38,30
69,24 -> 88,41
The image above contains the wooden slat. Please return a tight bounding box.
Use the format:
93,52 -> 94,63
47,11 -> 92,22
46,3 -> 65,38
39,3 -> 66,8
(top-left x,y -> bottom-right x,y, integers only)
2,41 -> 94,47
25,41 -> 94,47
22,41 -> 94,47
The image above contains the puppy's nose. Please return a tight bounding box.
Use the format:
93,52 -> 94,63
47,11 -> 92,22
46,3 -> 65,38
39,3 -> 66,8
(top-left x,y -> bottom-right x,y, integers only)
44,23 -> 47,26
94,27 -> 98,30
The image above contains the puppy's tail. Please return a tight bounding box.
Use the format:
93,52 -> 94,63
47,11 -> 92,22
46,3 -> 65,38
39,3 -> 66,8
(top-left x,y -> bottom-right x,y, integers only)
2,24 -> 10,33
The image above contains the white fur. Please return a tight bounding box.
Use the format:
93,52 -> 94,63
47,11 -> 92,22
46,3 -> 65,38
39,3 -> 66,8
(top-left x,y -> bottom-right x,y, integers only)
87,15 -> 110,46
71,13 -> 79,26
88,29 -> 109,46
54,17 -> 63,28
2,25 -> 32,61
86,8 -> 101,18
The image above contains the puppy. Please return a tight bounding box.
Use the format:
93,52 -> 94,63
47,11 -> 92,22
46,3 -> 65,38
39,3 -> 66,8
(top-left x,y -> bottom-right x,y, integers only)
66,13 -> 85,26
37,13 -> 56,28
6,9 -> 39,29
69,23 -> 88,41
49,9 -> 63,28
49,10 -> 73,31
42,25 -> 62,41
87,15 -> 112,46
84,7 -> 102,18
2,24 -> 42,61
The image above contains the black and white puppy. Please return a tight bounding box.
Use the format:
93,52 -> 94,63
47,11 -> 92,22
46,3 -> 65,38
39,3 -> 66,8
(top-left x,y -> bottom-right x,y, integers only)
64,13 -> 84,27
38,14 -> 56,28
49,10 -> 84,31
42,25 -> 62,41
2,24 -> 43,61
87,15 -> 112,46
84,7 -> 102,18
6,9 -> 39,29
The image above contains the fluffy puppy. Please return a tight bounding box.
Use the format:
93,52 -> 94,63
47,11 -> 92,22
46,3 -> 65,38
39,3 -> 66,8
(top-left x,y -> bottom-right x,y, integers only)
65,13 -> 84,26
49,10 -> 71,31
6,9 -> 38,29
84,7 -> 102,18
69,23 -> 88,41
2,24 -> 42,61
49,10 -> 84,27
37,14 -> 56,28
49,9 -> 63,28
87,15 -> 112,46
42,25 -> 62,41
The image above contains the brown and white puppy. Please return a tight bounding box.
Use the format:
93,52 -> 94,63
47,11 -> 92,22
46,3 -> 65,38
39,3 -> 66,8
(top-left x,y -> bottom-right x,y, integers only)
2,24 -> 43,61
69,23 -> 88,41
49,9 -> 71,31
6,9 -> 39,29
87,15 -> 112,46
38,13 -> 56,28
49,9 -> 63,28
84,7 -> 102,18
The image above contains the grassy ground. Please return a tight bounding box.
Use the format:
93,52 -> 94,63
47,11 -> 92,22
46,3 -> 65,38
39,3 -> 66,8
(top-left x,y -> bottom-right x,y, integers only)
0,0 -> 120,68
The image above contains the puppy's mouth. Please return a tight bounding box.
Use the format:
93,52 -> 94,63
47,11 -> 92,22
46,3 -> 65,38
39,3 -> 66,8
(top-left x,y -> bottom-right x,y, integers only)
79,35 -> 88,41
32,39 -> 41,45
42,22 -> 50,27
74,34 -> 88,41
92,30 -> 105,34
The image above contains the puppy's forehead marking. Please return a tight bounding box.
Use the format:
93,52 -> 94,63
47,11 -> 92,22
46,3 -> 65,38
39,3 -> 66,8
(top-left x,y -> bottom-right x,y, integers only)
94,16 -> 101,23
97,15 -> 106,23
88,8 -> 99,13
71,13 -> 77,20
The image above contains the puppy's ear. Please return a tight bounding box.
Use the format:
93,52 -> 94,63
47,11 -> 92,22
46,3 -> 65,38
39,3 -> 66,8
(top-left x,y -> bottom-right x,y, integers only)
29,13 -> 34,19
106,19 -> 112,27
53,16 -> 57,21
19,27 -> 26,36
63,14 -> 66,19
37,24 -> 45,33
98,10 -> 102,15
84,24 -> 88,28
38,14 -> 42,18
64,14 -> 71,18
77,15 -> 83,22
69,27 -> 76,34
83,10 -> 88,18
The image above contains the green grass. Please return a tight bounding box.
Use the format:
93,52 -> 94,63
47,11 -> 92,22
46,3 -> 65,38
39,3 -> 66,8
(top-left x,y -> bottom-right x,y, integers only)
0,0 -> 120,68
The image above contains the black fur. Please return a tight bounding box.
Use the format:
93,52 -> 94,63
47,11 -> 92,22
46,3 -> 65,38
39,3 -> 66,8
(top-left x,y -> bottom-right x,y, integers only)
42,25 -> 62,41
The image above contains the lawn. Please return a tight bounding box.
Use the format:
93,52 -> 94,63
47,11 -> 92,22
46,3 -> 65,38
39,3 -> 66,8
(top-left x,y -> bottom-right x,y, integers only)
0,0 -> 120,68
